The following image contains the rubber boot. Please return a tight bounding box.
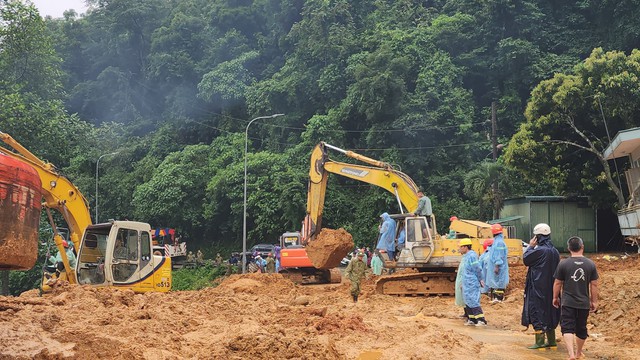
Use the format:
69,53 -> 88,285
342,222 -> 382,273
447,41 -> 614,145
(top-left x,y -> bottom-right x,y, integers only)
353,294 -> 358,303
527,332 -> 546,350
544,330 -> 557,348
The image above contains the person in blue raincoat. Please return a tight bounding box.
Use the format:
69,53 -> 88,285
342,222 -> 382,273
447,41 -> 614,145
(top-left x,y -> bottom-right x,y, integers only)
376,213 -> 396,260
459,238 -> 487,326
396,221 -> 406,252
521,223 -> 560,349
479,238 -> 493,296
455,249 -> 468,319
487,223 -> 509,302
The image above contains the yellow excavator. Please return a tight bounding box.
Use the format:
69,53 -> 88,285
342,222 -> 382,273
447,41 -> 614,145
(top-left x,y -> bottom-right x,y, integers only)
300,142 -> 523,295
0,131 -> 172,293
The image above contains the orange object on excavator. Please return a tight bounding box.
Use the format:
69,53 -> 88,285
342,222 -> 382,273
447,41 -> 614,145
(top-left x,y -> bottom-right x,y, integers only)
0,153 -> 43,270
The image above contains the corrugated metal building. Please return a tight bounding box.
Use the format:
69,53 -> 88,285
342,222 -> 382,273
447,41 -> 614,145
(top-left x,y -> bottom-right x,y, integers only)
500,196 -> 596,252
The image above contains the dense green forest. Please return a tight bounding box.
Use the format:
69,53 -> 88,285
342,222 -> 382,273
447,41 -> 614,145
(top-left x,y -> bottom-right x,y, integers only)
3,0 -> 640,292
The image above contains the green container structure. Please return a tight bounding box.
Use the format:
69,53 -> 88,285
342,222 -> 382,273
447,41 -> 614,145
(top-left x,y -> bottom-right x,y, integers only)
500,196 -> 596,253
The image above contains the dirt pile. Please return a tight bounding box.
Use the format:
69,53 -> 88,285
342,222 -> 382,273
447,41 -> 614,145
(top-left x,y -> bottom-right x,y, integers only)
306,228 -> 354,269
1,253 -> 639,359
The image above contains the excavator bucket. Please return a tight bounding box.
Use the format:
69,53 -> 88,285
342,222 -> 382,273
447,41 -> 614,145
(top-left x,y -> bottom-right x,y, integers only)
0,154 -> 43,270
305,228 -> 354,269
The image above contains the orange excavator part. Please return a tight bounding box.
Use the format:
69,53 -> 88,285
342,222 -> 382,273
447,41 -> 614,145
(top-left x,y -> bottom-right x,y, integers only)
0,153 -> 43,270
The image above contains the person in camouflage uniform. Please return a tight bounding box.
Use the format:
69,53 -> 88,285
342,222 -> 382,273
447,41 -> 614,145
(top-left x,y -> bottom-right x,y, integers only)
345,251 -> 367,302
265,253 -> 276,273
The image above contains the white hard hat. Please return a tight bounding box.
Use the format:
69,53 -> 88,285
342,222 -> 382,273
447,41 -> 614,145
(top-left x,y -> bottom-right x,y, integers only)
533,223 -> 551,235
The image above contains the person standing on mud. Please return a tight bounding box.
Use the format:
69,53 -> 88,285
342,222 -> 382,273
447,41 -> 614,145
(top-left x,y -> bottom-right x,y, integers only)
371,250 -> 384,276
265,253 -> 276,273
487,223 -> 509,303
345,251 -> 367,302
455,244 -> 469,320
459,239 -> 487,326
553,236 -> 599,360
479,238 -> 493,297
522,223 -> 560,349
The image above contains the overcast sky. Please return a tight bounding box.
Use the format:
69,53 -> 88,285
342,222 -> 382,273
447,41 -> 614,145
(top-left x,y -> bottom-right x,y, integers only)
31,0 -> 89,18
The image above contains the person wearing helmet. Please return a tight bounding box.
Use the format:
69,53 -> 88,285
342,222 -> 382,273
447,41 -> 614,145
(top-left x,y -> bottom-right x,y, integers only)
486,223 -> 509,303
345,251 -> 367,302
522,223 -> 560,350
455,239 -> 470,319
459,239 -> 487,326
479,238 -> 494,296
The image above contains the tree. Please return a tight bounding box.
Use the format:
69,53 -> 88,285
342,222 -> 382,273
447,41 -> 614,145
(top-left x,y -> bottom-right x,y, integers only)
504,48 -> 640,209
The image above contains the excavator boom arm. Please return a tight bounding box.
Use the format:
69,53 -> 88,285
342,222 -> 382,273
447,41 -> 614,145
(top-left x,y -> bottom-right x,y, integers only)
305,142 -> 420,241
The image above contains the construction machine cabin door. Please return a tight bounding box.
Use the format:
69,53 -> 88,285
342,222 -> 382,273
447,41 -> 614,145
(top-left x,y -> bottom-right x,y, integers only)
111,227 -> 154,291
76,226 -> 110,286
397,217 -> 434,265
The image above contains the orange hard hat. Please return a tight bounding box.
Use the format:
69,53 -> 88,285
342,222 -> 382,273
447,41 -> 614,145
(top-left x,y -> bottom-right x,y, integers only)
483,238 -> 494,250
491,223 -> 503,235
62,240 -> 69,248
449,216 -> 458,221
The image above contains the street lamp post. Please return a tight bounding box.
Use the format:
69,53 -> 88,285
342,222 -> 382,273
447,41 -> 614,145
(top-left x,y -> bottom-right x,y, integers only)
243,113 -> 284,273
95,152 -> 118,223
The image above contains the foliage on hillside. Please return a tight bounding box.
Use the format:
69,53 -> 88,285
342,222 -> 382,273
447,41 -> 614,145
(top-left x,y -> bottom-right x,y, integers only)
2,0 -> 639,293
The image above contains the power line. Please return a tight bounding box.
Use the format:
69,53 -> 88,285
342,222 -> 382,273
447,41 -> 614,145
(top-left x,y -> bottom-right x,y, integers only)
184,119 -> 492,151
257,120 -> 490,133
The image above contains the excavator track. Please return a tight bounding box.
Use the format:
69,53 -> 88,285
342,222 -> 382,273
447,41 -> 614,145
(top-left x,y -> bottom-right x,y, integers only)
375,271 -> 457,296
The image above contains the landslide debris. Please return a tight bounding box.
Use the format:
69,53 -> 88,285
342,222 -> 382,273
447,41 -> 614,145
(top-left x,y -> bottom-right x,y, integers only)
305,228 -> 354,269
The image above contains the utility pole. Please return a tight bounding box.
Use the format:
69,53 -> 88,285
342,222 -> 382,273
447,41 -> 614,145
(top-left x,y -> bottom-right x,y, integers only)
491,102 -> 498,161
491,102 -> 499,219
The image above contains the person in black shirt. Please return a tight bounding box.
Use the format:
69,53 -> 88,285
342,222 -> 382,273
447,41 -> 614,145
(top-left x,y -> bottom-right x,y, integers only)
553,236 -> 599,360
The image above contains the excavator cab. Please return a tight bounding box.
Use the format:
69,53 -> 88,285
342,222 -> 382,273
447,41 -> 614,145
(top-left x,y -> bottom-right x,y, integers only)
75,221 -> 172,292
390,214 -> 436,267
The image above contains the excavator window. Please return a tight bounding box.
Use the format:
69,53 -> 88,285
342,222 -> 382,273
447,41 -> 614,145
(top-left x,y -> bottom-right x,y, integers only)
77,229 -> 109,285
140,232 -> 151,265
407,218 -> 430,243
112,228 -> 139,282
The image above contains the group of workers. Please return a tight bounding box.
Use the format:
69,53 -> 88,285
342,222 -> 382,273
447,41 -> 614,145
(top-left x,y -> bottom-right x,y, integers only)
454,222 -> 598,360
376,191 -> 432,261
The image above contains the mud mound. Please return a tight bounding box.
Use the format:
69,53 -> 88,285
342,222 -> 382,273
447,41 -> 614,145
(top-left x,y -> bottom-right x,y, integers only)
306,228 -> 354,269
221,332 -> 344,359
1,252 -> 640,359
217,273 -> 297,295
313,312 -> 368,334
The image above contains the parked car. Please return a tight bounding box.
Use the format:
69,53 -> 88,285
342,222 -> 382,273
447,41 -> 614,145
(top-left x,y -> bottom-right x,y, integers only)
250,244 -> 275,259
340,253 -> 352,266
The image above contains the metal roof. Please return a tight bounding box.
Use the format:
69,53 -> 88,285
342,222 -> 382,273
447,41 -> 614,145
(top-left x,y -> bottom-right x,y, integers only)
505,196 -> 589,202
603,127 -> 640,160
487,215 -> 523,224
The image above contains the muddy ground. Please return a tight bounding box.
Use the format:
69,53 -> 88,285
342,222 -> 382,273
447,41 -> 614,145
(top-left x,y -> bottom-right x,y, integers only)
0,254 -> 638,360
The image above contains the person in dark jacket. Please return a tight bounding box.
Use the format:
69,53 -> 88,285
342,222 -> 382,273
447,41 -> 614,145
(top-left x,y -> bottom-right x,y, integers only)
521,223 -> 561,349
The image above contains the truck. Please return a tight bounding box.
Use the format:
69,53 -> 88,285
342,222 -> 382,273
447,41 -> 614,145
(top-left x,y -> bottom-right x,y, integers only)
284,141 -> 523,295
151,228 -> 188,269
0,131 -> 172,292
